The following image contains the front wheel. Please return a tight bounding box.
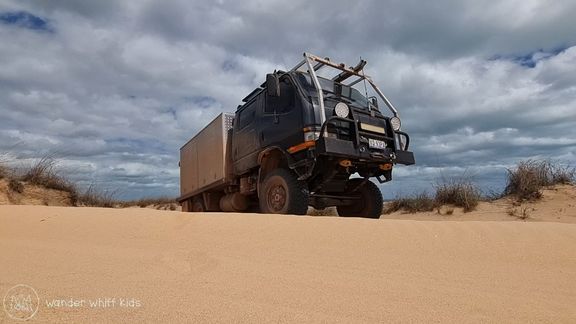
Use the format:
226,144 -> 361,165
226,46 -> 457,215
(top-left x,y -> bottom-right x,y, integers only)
259,169 -> 308,215
337,179 -> 383,219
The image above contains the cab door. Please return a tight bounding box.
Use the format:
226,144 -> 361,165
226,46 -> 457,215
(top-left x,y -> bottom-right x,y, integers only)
260,76 -> 303,149
233,94 -> 262,174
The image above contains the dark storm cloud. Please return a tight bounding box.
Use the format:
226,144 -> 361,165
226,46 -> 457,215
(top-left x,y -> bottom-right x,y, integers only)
0,0 -> 574,199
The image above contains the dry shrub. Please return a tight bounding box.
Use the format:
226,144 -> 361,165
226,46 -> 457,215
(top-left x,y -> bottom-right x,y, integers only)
434,180 -> 481,212
308,207 -> 338,216
549,164 -> 575,185
505,160 -> 575,201
385,176 -> 481,214
0,165 -> 6,179
120,197 -> 177,209
507,206 -> 531,220
20,156 -> 79,205
21,156 -> 76,194
383,192 -> 435,214
0,153 -> 11,179
77,184 -> 118,208
8,179 -> 24,193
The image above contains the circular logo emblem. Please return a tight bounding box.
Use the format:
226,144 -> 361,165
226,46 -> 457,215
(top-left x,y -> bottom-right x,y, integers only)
3,284 -> 39,321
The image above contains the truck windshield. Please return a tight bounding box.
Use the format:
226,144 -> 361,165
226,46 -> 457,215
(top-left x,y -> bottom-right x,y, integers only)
294,72 -> 369,108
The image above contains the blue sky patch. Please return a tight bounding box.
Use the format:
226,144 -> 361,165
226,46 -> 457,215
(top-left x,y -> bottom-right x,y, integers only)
491,45 -> 570,68
0,11 -> 52,32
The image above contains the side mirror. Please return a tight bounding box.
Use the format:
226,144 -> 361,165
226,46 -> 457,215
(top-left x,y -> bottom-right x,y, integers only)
266,74 -> 280,97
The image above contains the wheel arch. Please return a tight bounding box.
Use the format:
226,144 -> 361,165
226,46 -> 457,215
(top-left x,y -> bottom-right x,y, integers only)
258,147 -> 291,179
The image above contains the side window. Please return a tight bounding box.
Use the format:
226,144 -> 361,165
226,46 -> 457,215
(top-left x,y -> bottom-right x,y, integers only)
237,100 -> 256,129
265,77 -> 295,114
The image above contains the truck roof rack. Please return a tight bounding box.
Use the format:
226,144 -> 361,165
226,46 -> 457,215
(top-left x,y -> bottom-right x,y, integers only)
290,54 -> 367,85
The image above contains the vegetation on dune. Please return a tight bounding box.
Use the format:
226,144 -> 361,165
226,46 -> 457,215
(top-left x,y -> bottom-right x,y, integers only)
21,156 -> 76,193
504,160 -> 574,201
1,154 -> 177,209
77,184 -> 118,208
119,197 -> 178,210
0,165 -> 6,179
383,192 -> 436,214
8,178 -> 24,194
384,178 -> 481,214
434,179 -> 481,212
385,160 -> 573,214
1,153 -> 574,214
308,207 -> 338,216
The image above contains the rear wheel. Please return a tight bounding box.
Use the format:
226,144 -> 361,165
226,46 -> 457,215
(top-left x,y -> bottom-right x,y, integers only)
191,196 -> 205,212
337,179 -> 383,219
259,169 -> 308,215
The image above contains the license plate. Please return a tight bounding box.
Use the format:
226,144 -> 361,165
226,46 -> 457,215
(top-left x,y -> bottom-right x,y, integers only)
368,138 -> 386,149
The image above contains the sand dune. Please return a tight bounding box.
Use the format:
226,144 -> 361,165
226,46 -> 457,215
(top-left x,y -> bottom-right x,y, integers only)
382,185 -> 576,223
1,205 -> 575,323
0,179 -> 72,206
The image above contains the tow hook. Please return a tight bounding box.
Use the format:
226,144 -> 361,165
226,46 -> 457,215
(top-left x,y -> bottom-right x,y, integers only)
379,163 -> 393,171
339,159 -> 353,167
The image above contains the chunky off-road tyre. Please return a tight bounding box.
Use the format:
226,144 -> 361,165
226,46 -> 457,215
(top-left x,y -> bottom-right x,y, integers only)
259,169 -> 308,215
191,196 -> 205,212
337,179 -> 383,219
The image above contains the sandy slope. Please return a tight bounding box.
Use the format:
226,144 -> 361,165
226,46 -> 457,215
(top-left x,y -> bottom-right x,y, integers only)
0,179 -> 72,206
1,205 -> 575,323
382,185 -> 576,223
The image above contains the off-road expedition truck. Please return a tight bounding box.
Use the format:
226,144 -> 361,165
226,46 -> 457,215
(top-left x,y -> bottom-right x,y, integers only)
178,53 -> 415,218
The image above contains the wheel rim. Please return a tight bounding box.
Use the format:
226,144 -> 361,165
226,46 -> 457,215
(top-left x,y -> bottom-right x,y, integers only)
267,184 -> 287,212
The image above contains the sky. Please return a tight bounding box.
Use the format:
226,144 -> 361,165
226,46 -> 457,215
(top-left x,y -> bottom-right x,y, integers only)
1,0 -> 575,200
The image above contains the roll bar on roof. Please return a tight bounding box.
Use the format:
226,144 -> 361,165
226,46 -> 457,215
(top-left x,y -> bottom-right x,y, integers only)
291,53 -> 399,125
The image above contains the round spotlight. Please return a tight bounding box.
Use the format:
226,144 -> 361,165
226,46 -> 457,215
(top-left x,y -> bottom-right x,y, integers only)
334,102 -> 349,118
390,116 -> 401,131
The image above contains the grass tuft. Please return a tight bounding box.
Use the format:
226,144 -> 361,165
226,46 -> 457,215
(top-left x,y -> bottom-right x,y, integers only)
434,179 -> 481,212
77,184 -> 118,208
383,192 -> 435,214
507,206 -> 531,220
308,207 -> 338,216
385,176 -> 482,214
119,197 -> 178,210
504,160 -> 575,201
8,179 -> 24,193
21,156 -> 76,193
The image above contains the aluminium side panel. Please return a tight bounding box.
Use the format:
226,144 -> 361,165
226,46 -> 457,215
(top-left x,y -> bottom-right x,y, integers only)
179,113 -> 234,199
180,140 -> 198,196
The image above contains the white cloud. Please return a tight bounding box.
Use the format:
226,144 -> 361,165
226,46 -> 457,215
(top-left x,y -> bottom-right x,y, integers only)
1,0 -> 575,199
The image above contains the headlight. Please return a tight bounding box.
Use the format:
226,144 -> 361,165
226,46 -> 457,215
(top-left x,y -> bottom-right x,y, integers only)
334,102 -> 349,118
390,116 -> 401,131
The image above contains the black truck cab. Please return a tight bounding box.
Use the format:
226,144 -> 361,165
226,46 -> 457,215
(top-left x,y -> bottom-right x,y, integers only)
228,53 -> 415,218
